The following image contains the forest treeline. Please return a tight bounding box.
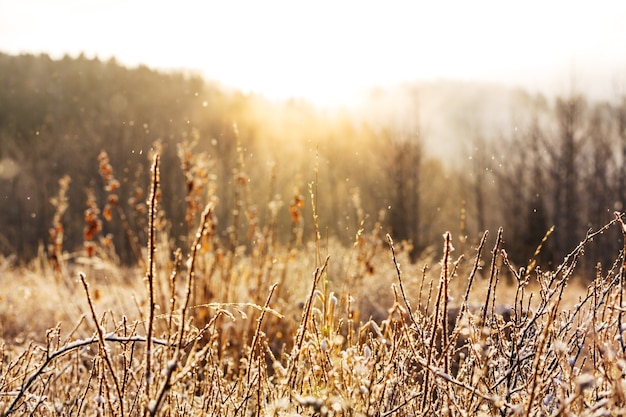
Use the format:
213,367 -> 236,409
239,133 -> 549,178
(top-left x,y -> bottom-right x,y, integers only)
0,52 -> 624,273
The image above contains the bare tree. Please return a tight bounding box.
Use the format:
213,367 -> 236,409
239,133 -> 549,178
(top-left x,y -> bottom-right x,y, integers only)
382,128 -> 423,259
584,102 -> 617,268
548,94 -> 586,260
495,110 -> 551,267
616,97 -> 626,211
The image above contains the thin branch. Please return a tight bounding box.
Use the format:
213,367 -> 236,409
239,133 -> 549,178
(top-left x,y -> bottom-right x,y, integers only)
145,153 -> 159,409
3,333 -> 167,416
386,234 -> 418,328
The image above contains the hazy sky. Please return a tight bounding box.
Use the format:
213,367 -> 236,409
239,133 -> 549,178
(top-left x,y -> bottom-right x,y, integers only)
1,0 -> 626,105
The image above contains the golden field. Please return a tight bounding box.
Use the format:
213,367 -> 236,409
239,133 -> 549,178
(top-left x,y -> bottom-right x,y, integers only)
1,150 -> 626,417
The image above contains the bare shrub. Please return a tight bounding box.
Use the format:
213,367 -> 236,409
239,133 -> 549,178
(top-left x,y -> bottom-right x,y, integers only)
2,151 -> 626,416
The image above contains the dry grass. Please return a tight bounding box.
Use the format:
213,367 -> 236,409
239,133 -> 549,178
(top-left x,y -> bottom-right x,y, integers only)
2,149 -> 626,416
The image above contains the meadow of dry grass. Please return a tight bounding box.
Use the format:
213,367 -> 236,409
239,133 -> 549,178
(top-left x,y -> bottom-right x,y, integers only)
2,151 -> 626,417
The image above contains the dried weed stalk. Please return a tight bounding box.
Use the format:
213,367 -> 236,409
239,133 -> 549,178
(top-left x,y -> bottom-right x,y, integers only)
7,151 -> 626,417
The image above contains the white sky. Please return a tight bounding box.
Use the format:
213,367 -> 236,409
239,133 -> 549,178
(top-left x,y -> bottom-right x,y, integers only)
1,0 -> 626,106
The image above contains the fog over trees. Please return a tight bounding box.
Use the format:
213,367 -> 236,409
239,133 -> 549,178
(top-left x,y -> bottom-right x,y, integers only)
0,52 -> 623,274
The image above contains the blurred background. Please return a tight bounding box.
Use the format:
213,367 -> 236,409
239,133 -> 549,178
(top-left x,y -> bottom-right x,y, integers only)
1,0 -> 626,272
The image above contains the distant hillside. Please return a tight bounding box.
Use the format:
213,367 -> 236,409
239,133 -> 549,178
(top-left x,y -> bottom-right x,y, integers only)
0,52 -> 449,262
0,51 -> 624,273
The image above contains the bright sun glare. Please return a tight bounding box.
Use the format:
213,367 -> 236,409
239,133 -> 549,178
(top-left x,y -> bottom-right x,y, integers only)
1,0 -> 626,105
